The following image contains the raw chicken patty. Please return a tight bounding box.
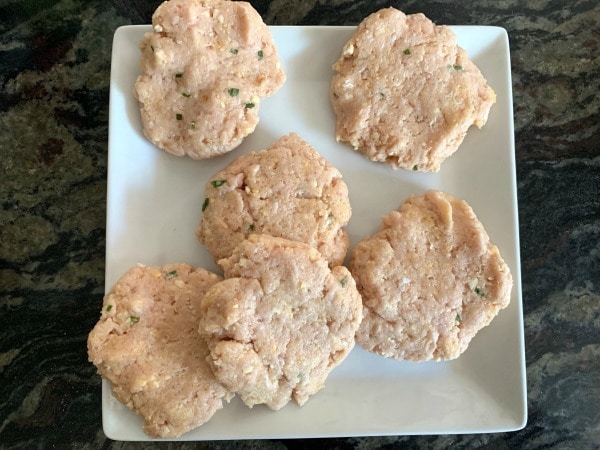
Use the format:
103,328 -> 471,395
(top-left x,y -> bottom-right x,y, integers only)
350,190 -> 512,361
330,7 -> 496,172
196,133 -> 352,267
134,0 -> 285,159
198,234 -> 363,409
87,263 -> 232,438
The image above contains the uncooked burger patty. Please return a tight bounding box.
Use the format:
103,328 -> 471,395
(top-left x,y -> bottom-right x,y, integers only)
134,0 -> 285,159
350,190 -> 512,361
330,7 -> 496,172
198,234 -> 362,409
87,263 -> 232,438
196,133 -> 352,267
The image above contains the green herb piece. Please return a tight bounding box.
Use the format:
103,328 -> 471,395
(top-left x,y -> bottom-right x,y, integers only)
413,164 -> 419,171
446,64 -> 453,70
175,72 -> 183,78
257,49 -> 264,60
230,48 -> 238,54
190,121 -> 196,129
105,304 -> 113,312
340,277 -> 348,287
129,316 -> 140,324
166,270 -> 178,279
403,48 -> 411,55
456,314 -> 462,323
474,287 -> 486,297
245,102 -> 255,109
453,64 -> 463,71
176,113 -> 183,121
150,45 -> 155,52
202,197 -> 209,212
248,223 -> 255,232
181,92 -> 191,98
211,179 -> 226,187
228,88 -> 239,96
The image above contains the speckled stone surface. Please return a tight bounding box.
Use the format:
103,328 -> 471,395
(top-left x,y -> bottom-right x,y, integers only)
1,0 -> 598,448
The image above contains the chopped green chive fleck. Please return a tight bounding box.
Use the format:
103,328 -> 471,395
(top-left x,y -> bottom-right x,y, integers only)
105,304 -> 113,312
228,88 -> 239,96
340,277 -> 348,287
129,316 -> 140,324
175,72 -> 183,78
403,48 -> 411,55
230,48 -> 238,54
202,197 -> 209,212
211,179 -> 226,187
446,64 -> 453,70
413,164 -> 419,171
181,92 -> 191,97
150,45 -> 155,52
453,64 -> 463,71
248,223 -> 255,232
166,270 -> 178,279
474,287 -> 486,297
245,102 -> 255,109
257,49 -> 264,60
456,314 -> 462,323
176,113 -> 183,120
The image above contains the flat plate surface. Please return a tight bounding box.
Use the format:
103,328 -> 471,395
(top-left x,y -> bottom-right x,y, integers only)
105,24 -> 526,440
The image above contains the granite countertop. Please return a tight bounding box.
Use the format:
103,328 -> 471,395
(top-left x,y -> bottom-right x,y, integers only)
1,0 -> 598,448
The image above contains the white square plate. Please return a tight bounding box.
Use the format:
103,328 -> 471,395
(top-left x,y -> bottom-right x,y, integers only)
105,25 -> 526,440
